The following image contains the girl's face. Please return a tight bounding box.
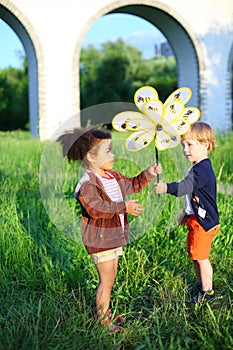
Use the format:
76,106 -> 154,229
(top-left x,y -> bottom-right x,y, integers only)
88,139 -> 114,174
181,136 -> 208,164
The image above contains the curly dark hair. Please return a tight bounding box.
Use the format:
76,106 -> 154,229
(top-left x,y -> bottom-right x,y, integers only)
57,127 -> 111,164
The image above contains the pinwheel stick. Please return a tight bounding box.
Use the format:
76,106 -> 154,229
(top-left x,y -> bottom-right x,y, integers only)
155,144 -> 159,184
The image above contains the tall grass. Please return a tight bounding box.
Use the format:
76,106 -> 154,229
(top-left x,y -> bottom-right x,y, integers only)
0,130 -> 232,350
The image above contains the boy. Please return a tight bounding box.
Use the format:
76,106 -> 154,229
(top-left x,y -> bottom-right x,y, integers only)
155,122 -> 220,303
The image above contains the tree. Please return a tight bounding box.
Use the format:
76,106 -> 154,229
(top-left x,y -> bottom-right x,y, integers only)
81,40 -> 136,108
147,56 -> 177,101
80,39 -> 177,112
0,42 -> 178,131
89,53 -> 133,105
0,58 -> 29,131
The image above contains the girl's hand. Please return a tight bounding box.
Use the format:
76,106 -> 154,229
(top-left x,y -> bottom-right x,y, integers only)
147,163 -> 162,176
154,181 -> 167,194
126,199 -> 143,216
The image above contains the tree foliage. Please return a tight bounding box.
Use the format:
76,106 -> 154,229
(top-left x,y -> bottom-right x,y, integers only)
80,39 -> 177,111
0,58 -> 29,131
0,40 -> 177,131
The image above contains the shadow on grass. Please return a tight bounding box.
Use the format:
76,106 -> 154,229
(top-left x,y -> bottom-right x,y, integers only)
15,176 -> 93,298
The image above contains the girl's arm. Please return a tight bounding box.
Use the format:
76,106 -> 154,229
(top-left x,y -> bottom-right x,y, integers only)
78,182 -> 125,219
119,163 -> 162,196
78,182 -> 143,219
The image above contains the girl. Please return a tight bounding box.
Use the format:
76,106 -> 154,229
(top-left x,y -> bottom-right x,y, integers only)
58,127 -> 161,330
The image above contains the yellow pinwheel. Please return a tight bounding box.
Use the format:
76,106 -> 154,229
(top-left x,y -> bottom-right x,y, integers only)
112,86 -> 200,152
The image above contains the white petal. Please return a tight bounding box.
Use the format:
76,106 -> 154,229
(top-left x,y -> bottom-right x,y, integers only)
163,101 -> 184,122
155,130 -> 180,151
112,112 -> 151,132
180,107 -> 201,124
126,130 -> 154,151
127,118 -> 155,131
134,86 -> 159,113
164,87 -> 192,107
144,100 -> 164,123
169,133 -> 181,148
165,120 -> 190,135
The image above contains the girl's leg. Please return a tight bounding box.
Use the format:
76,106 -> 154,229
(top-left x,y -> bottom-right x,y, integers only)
95,257 -> 118,320
197,258 -> 213,291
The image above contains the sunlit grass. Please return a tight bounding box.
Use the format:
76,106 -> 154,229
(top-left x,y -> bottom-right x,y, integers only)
0,130 -> 232,349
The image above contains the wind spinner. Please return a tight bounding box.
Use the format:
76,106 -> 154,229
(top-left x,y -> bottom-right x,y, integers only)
112,86 -> 201,182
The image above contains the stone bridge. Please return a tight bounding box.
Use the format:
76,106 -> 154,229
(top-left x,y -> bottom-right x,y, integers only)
0,0 -> 232,139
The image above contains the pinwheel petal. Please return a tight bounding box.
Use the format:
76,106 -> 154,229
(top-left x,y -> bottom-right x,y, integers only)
163,101 -> 184,122
126,119 -> 155,131
180,107 -> 201,124
134,86 -> 159,113
156,130 -> 180,151
112,112 -> 152,132
169,133 -> 181,148
167,107 -> 201,134
112,85 -> 200,153
164,120 -> 190,135
164,87 -> 192,107
144,100 -> 164,123
126,130 -> 154,151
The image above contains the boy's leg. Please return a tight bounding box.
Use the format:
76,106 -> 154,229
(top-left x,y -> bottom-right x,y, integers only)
188,258 -> 215,304
188,260 -> 202,294
192,260 -> 201,285
95,257 -> 118,320
197,258 -> 213,291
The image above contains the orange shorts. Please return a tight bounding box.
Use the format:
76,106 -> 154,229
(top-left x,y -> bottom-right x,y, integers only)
187,215 -> 219,260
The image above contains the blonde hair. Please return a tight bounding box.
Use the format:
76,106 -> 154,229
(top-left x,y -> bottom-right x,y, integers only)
181,122 -> 216,152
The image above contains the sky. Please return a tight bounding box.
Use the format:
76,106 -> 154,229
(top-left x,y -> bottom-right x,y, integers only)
0,14 -> 166,69
0,18 -> 25,69
83,14 -> 166,57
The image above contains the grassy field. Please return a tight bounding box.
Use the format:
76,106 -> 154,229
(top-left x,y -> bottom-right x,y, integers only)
0,130 -> 232,350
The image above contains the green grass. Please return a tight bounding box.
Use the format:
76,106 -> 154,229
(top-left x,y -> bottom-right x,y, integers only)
0,130 -> 232,350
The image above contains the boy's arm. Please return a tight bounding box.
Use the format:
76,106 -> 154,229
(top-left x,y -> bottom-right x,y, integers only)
155,173 -> 193,197
155,163 -> 209,197
178,210 -> 189,225
167,174 -> 194,197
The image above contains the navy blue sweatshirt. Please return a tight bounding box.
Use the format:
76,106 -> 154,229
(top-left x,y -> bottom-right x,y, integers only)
167,158 -> 219,231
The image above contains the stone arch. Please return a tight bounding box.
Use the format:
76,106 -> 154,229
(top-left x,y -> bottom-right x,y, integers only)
227,41 -> 233,129
0,0 -> 45,136
73,0 -> 205,125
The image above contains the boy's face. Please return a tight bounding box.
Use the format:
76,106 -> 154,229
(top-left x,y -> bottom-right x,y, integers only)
88,139 -> 114,174
181,133 -> 208,164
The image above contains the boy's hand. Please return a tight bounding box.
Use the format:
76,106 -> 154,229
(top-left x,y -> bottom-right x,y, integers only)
147,163 -> 162,176
126,199 -> 143,216
178,210 -> 188,225
154,181 -> 167,194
